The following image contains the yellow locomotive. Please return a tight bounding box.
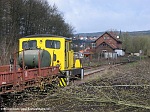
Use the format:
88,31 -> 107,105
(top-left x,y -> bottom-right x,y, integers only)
18,34 -> 84,86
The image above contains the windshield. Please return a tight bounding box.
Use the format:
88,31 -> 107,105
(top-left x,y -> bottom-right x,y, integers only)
22,40 -> 37,49
46,40 -> 60,49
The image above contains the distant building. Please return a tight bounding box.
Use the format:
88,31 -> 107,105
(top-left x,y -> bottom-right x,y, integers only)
79,47 -> 93,58
92,32 -> 125,57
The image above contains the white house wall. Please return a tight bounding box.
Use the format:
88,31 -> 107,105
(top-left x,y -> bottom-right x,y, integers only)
115,49 -> 125,56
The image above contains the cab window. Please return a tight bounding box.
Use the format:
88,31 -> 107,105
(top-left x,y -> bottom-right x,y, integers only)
46,40 -> 60,49
22,40 -> 37,49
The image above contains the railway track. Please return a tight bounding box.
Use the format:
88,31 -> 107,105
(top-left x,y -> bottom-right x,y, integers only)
73,60 -> 136,86
84,63 -> 123,76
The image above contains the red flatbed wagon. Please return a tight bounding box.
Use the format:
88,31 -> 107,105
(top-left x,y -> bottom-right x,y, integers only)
0,65 -> 59,95
0,50 -> 59,95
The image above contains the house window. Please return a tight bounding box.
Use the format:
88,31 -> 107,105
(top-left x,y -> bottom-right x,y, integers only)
104,36 -> 109,39
91,43 -> 96,48
102,50 -> 107,52
102,43 -> 107,46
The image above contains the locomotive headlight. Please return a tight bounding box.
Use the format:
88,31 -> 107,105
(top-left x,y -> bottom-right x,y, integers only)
56,64 -> 60,67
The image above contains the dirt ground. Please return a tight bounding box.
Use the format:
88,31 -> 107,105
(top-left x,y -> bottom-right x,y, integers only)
15,58 -> 150,112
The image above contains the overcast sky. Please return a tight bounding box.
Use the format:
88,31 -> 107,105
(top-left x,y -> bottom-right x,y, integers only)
48,0 -> 150,33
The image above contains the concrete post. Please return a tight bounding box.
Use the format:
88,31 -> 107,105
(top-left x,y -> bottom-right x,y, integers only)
66,71 -> 70,85
81,68 -> 84,80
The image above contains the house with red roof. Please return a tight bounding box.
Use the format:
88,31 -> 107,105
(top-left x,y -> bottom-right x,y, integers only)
93,32 -> 125,57
79,47 -> 93,57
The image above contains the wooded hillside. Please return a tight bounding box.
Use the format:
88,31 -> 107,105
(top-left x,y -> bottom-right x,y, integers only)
0,0 -> 74,65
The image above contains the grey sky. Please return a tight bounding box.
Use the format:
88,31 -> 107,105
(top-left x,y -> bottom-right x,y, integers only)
48,0 -> 150,33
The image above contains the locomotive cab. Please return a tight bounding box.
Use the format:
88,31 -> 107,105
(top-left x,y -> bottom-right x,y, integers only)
18,34 -> 84,86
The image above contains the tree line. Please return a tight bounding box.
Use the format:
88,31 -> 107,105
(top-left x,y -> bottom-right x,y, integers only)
0,0 -> 74,65
121,33 -> 150,56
